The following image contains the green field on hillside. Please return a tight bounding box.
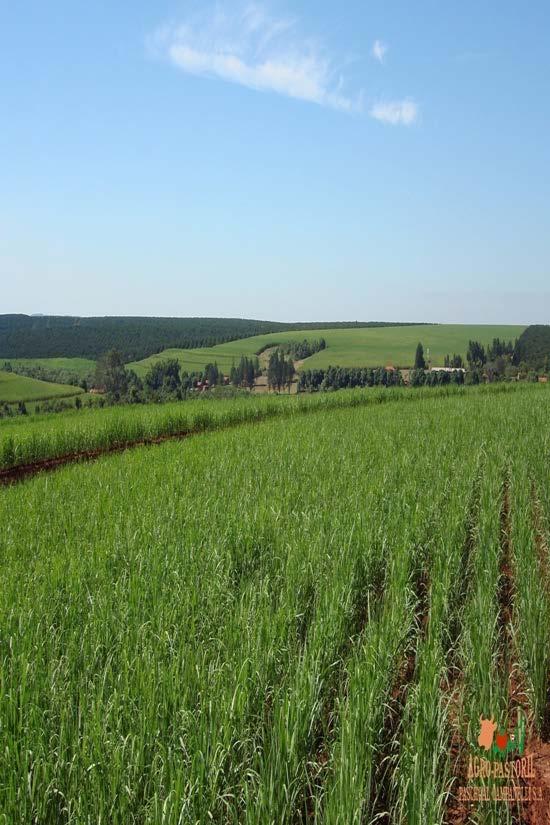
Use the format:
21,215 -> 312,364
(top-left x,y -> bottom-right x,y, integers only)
0,370 -> 85,404
129,324 -> 525,376
1,383 -> 548,823
296,324 -> 525,369
129,345 -> 244,377
4,357 -> 96,380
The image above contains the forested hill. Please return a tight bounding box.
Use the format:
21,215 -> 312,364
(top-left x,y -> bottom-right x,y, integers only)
515,325 -> 550,370
0,316 -> 426,361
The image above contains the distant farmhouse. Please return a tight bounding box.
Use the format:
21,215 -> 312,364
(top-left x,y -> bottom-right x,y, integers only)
430,366 -> 466,373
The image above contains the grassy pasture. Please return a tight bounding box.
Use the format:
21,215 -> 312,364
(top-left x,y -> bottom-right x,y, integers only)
296,323 -> 525,368
129,324 -> 525,375
3,357 -> 96,380
129,345 -> 242,377
0,370 -> 85,404
1,383 -> 549,823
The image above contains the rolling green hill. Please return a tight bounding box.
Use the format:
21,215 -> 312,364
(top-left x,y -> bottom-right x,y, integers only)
295,324 -> 525,369
129,324 -> 526,376
0,370 -> 85,404
0,315 -> 419,361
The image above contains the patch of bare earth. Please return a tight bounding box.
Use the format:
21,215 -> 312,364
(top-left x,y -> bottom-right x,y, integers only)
522,483 -> 550,824
522,741 -> 550,825
531,483 -> 550,742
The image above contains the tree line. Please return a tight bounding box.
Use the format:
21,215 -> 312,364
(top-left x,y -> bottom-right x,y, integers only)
267,350 -> 295,392
257,338 -> 326,361
93,351 -> 219,403
93,351 -> 266,404
298,366 -> 403,392
413,338 -> 546,383
0,315 -> 424,361
229,356 -> 261,389
1,361 -> 92,390
507,326 -> 550,372
409,369 -> 465,387
283,338 -> 326,360
0,317 -> 298,361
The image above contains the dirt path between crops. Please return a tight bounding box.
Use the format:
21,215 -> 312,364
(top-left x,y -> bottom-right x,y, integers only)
531,482 -> 550,743
0,430 -> 196,486
446,472 -> 536,825
301,557 -> 384,822
500,474 -> 550,825
445,475 -> 483,825
369,565 -> 430,824
525,482 -> 550,824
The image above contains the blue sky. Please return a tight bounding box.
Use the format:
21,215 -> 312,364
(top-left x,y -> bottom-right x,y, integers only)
1,1 -> 549,322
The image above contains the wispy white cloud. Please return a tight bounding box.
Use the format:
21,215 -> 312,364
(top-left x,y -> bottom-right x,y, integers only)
152,3 -> 361,112
371,39 -> 388,64
370,99 -> 419,126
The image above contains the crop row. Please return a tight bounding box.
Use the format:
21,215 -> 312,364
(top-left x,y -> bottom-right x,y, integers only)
1,386 -> 549,823
0,382 -> 540,473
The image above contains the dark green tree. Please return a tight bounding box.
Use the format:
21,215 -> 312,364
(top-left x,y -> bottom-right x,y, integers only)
94,350 -> 129,400
230,356 -> 256,389
145,359 -> 180,395
284,358 -> 295,392
267,350 -> 280,390
466,341 -> 486,369
410,368 -> 426,387
414,343 -> 426,370
126,369 -> 144,402
266,351 -> 296,392
205,362 -> 220,386
245,359 -> 255,389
